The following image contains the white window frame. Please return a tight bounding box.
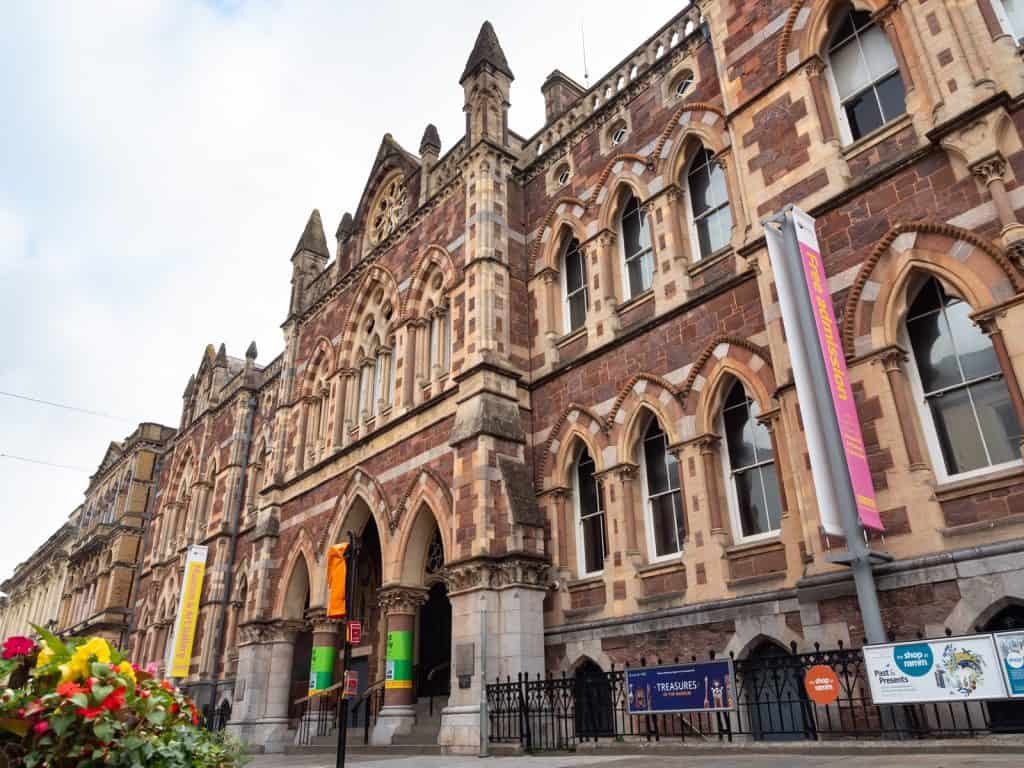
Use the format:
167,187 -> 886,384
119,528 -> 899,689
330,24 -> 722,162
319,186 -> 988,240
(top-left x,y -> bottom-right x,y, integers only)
717,386 -> 782,544
823,8 -> 905,146
685,147 -> 732,262
900,282 -> 1023,484
618,195 -> 655,300
573,449 -> 607,576
639,420 -> 684,563
560,237 -> 588,334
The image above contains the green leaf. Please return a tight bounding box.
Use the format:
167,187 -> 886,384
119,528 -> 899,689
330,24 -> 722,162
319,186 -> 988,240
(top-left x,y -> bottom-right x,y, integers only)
91,661 -> 113,679
0,717 -> 29,737
146,708 -> 166,725
30,624 -> 67,657
91,683 -> 114,703
93,720 -> 114,743
50,712 -> 75,737
71,693 -> 89,709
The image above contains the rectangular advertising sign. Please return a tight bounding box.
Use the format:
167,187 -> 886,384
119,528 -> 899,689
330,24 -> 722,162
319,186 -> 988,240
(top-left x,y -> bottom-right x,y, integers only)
166,544 -> 208,678
864,634 -> 1008,705
385,629 -> 413,690
625,660 -> 734,714
994,631 -> 1024,697
792,208 -> 883,531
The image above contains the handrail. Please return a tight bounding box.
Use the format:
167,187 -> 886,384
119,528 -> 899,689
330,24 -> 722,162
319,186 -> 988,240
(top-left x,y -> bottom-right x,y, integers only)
355,677 -> 386,703
294,680 -> 345,706
426,660 -> 450,682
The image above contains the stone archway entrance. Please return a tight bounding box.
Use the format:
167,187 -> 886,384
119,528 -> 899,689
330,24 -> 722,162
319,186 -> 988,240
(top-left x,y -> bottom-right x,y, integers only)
417,528 -> 451,702
282,555 -> 312,726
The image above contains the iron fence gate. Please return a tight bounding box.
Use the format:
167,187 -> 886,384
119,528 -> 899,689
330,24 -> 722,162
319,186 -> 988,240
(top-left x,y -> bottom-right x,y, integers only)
485,641 -> 1007,752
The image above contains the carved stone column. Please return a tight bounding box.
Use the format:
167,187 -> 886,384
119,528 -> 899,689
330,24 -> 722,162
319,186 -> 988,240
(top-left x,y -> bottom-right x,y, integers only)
549,487 -> 571,570
597,230 -> 619,322
371,586 -> 428,745
331,371 -> 349,451
875,4 -> 916,92
696,435 -> 727,537
664,184 -> 690,264
804,56 -> 838,145
877,347 -> 929,470
615,463 -> 640,556
403,323 -> 418,409
971,154 -> 1024,264
295,397 -> 310,473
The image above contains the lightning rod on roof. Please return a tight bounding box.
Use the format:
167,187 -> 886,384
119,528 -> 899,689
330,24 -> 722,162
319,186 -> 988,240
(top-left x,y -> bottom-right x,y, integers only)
581,21 -> 590,86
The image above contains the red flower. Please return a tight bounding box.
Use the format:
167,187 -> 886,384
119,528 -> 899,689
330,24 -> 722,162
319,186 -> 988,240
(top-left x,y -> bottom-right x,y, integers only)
101,687 -> 126,712
77,705 -> 105,719
160,680 -> 175,692
1,636 -> 36,660
169,703 -> 179,715
57,682 -> 87,697
33,721 -> 48,735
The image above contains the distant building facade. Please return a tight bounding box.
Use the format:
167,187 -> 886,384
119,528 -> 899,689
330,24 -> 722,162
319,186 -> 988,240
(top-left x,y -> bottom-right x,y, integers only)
0,520 -> 76,640
6,0 -> 1024,754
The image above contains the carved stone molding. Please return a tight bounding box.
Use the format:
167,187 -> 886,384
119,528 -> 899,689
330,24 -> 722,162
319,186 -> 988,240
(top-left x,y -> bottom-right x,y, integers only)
971,153 -> 1008,186
376,585 -> 429,615
237,619 -> 306,646
440,555 -> 550,595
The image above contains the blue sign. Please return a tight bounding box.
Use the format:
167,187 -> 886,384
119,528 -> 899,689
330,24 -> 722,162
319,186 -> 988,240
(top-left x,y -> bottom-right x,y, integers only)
995,631 -> 1024,698
894,643 -> 933,677
626,660 -> 734,714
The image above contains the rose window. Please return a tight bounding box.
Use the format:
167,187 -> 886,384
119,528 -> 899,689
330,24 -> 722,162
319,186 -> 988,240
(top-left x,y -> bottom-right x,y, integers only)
370,177 -> 408,244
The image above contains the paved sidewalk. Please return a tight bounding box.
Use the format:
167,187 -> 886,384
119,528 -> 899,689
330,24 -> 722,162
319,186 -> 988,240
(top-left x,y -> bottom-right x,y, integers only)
249,751 -> 1024,768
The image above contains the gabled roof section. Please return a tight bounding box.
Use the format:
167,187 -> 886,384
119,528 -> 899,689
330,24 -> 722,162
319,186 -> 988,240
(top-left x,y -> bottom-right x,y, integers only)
94,441 -> 124,477
352,133 -> 421,235
460,21 -> 514,84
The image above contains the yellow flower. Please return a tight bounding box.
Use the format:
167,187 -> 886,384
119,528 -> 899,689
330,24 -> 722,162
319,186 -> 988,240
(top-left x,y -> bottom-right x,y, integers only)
56,638 -> 113,682
35,640 -> 55,669
117,660 -> 136,686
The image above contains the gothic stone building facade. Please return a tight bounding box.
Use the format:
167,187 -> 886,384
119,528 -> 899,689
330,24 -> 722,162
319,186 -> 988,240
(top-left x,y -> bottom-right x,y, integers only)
117,0 -> 1024,753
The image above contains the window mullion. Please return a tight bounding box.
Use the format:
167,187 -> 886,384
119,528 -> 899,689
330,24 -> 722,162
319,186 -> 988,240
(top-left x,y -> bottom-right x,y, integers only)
964,382 -> 997,467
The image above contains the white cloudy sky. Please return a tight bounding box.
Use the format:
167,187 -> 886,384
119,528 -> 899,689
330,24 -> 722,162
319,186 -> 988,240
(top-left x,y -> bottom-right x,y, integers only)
0,0 -> 680,583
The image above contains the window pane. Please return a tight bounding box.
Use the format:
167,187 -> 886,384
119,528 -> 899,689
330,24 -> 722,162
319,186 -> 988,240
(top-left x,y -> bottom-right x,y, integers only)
759,464 -> 784,534
875,72 -> 906,123
861,25 -> 898,80
908,308 -> 962,392
945,299 -> 1000,380
568,291 -> 587,331
577,454 -> 600,516
689,165 -> 712,216
622,201 -> 642,257
564,241 -> 584,292
971,377 -> 1022,466
831,38 -> 870,101
724,400 -> 756,469
644,430 -> 669,493
831,9 -> 857,45
844,88 -> 884,141
929,387 -> 989,474
734,469 -> 765,538
627,249 -> 654,296
907,278 -> 942,318
581,514 -> 607,573
665,445 -> 681,491
697,208 -> 732,260
707,162 -> 728,208
1007,0 -> 1024,37
650,491 -> 683,557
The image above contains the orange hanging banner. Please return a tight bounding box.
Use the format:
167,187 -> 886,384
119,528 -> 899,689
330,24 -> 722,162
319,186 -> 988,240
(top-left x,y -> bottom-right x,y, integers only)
327,542 -> 349,619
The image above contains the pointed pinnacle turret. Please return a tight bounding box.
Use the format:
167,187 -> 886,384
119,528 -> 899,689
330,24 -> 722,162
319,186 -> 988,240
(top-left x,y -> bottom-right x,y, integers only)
183,374 -> 195,398
336,212 -> 354,240
245,341 -> 258,360
214,343 -> 227,367
420,124 -> 441,155
293,208 -> 329,259
460,21 -> 513,84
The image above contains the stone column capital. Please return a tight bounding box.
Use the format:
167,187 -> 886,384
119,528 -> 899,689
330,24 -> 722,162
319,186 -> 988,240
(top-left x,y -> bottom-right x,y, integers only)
377,585 -> 429,615
970,153 -> 1008,186
876,345 -> 909,372
440,555 -> 550,595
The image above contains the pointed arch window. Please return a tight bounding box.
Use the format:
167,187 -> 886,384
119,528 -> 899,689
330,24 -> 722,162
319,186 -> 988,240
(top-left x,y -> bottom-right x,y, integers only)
620,194 -> 654,298
825,6 -> 906,144
720,380 -> 783,540
573,447 -> 607,575
904,277 -> 1022,478
561,236 -> 588,332
641,419 -> 685,559
687,145 -> 732,260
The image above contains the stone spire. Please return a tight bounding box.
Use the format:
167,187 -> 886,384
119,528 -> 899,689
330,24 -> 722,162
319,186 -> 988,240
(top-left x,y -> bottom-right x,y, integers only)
336,212 -> 354,241
245,341 -> 258,360
293,209 -> 329,259
419,123 -> 441,155
460,21 -> 514,84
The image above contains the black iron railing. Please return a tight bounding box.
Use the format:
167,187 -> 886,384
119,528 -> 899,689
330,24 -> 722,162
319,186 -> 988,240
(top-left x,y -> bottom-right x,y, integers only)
486,641 -> 1004,752
201,700 -> 232,733
294,679 -> 386,747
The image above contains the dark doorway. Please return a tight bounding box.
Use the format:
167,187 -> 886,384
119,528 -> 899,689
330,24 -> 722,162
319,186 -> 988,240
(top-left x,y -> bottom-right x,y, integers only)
417,580 -> 451,699
744,640 -> 814,741
985,606 -> 1024,732
289,629 -> 312,725
574,659 -> 614,739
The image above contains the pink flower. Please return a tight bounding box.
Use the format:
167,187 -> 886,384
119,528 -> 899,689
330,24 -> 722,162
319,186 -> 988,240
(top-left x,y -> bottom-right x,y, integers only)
1,636 -> 36,660
33,721 -> 48,735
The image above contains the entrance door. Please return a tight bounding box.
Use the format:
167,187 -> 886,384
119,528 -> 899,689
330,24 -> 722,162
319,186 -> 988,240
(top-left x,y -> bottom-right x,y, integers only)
986,606 -> 1024,732
417,581 -> 452,700
289,629 -> 312,725
743,641 -> 814,741
574,660 -> 614,739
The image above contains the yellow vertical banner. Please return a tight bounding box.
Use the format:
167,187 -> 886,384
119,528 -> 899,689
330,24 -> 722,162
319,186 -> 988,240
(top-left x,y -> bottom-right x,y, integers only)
167,544 -> 208,678
326,542 -> 349,619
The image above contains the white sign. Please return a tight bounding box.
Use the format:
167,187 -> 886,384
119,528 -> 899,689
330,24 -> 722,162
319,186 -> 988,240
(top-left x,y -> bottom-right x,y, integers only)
994,631 -> 1024,698
864,635 -> 1008,705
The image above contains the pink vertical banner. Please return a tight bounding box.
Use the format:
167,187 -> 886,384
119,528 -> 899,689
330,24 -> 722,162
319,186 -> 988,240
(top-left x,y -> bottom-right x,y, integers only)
794,214 -> 884,531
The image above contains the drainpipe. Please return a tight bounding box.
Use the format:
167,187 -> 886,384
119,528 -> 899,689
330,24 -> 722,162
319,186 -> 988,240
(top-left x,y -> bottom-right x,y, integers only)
123,451 -> 165,653
206,392 -> 256,712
